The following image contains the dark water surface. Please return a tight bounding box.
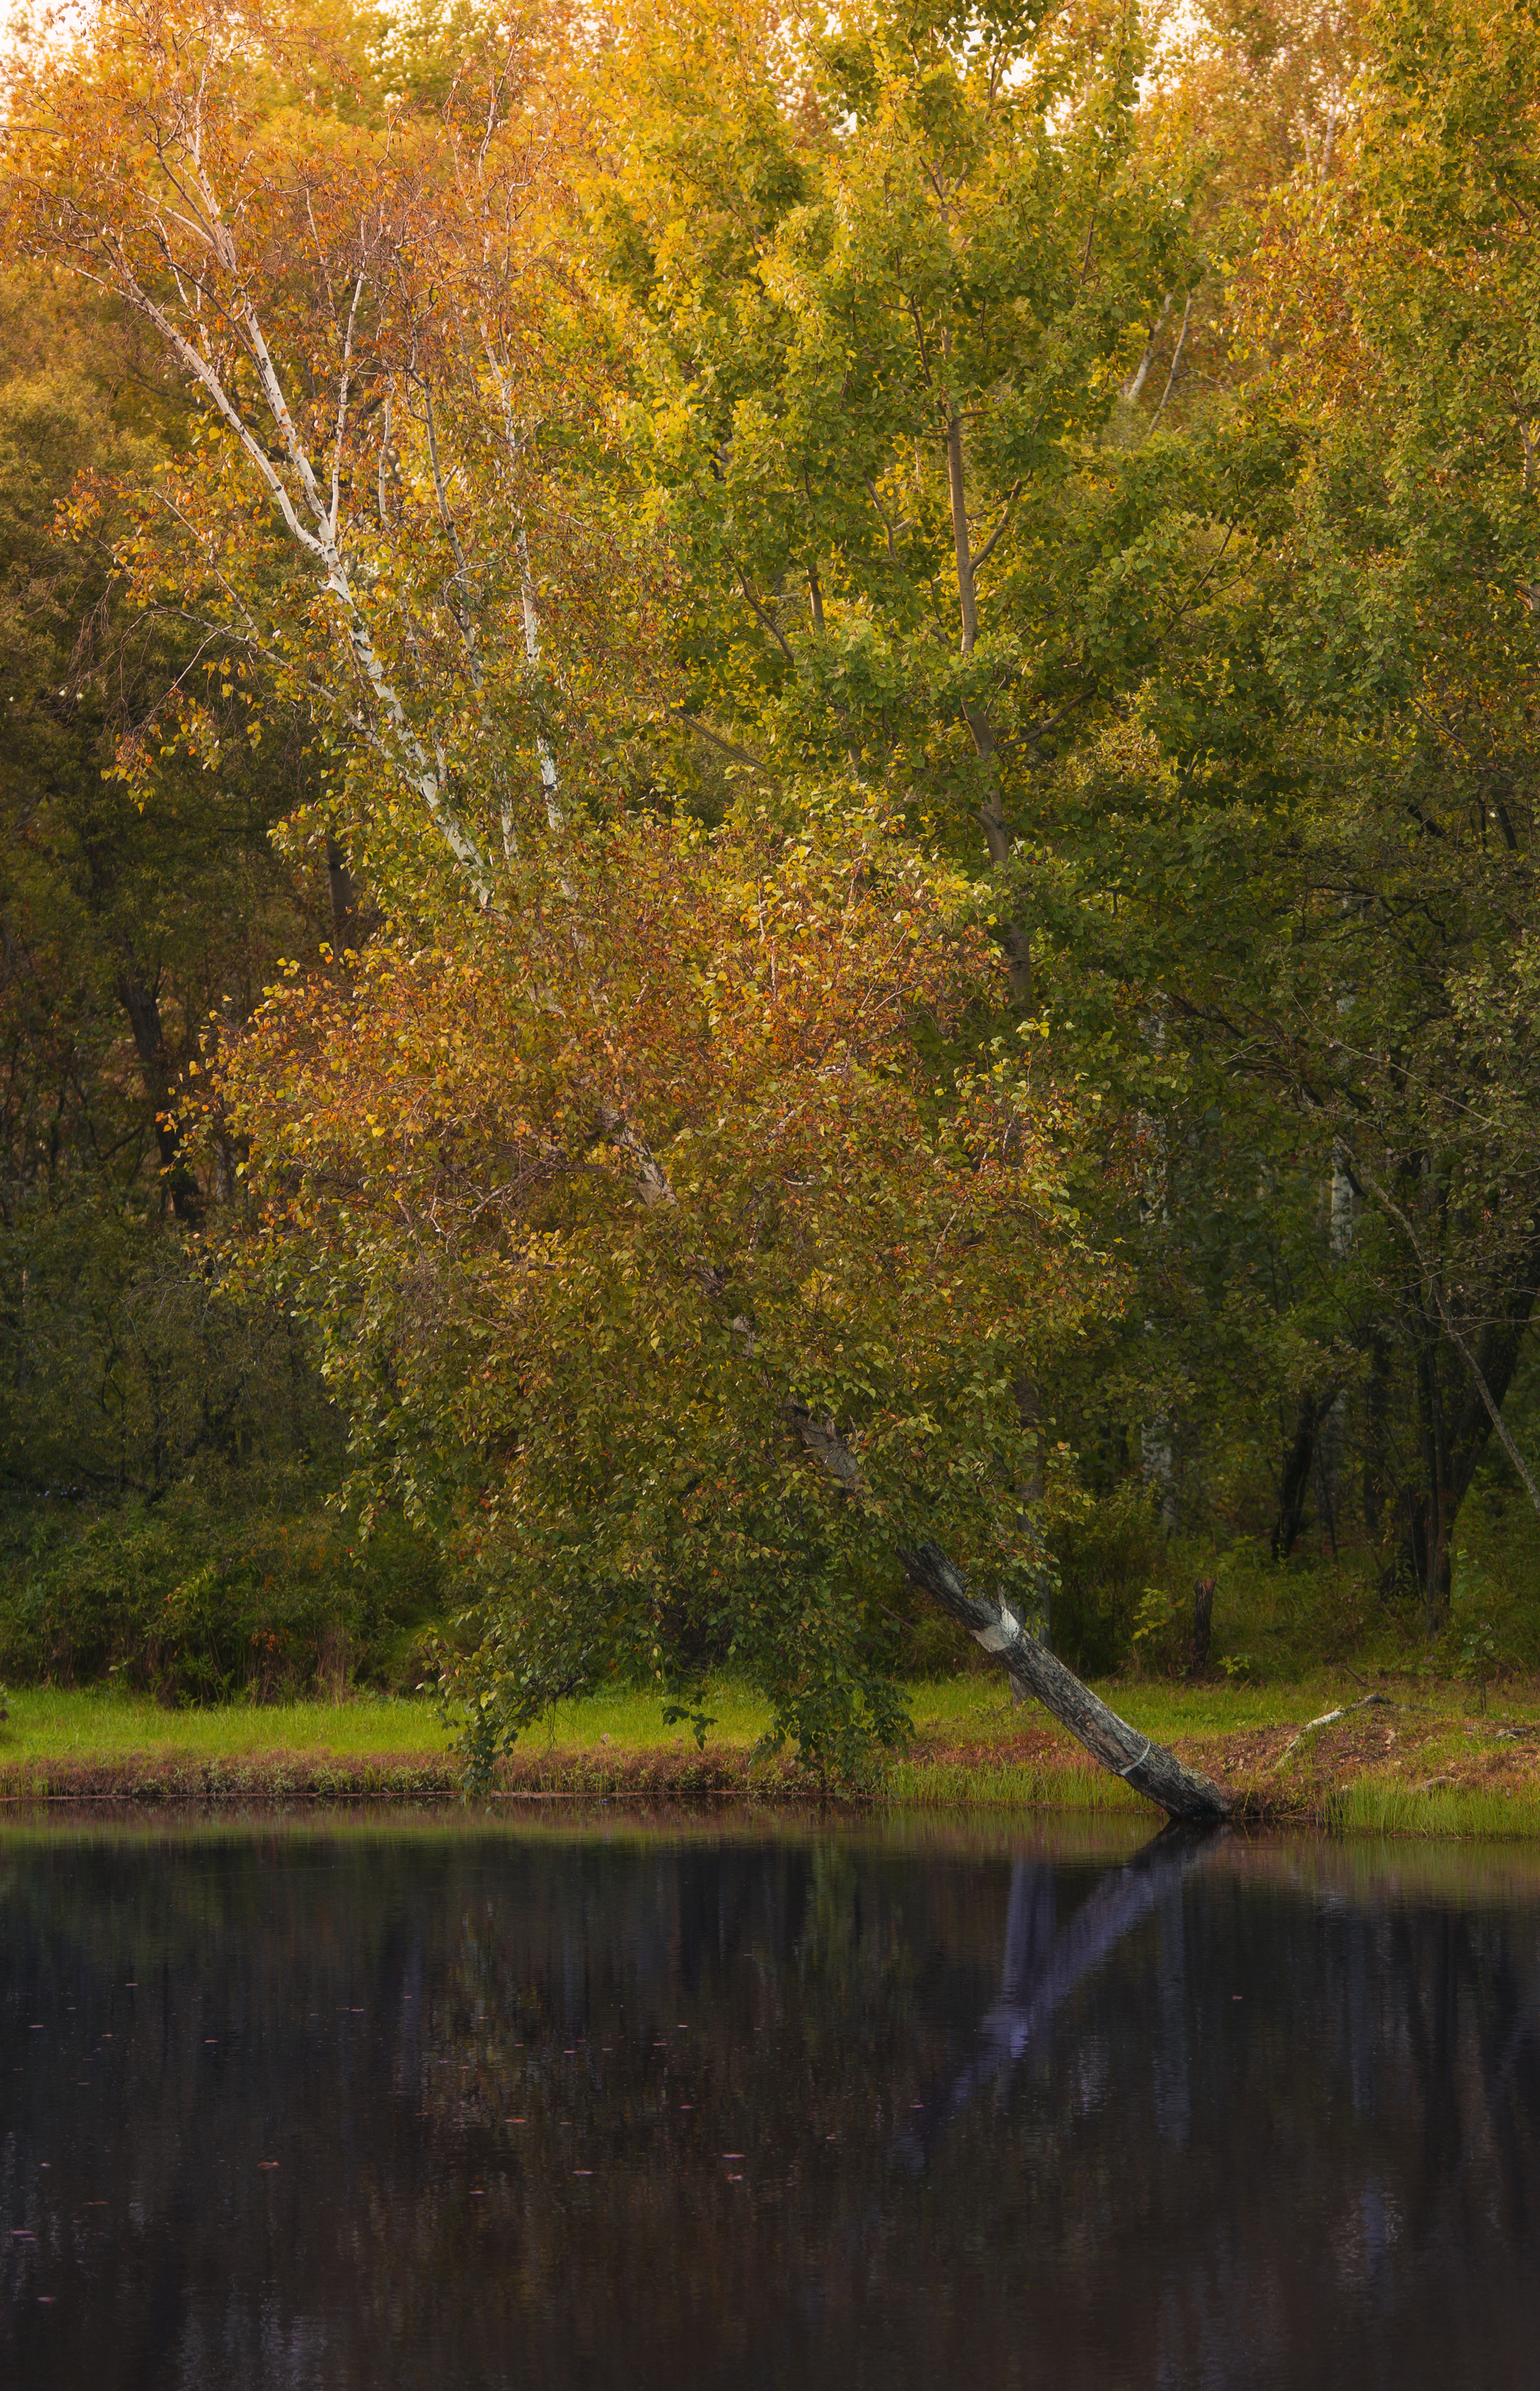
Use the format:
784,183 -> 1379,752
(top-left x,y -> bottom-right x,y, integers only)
2,1807 -> 1538,2389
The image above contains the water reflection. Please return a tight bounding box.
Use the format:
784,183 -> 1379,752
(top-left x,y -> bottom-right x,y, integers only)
0,1812 -> 1536,2389
920,1822 -> 1223,2156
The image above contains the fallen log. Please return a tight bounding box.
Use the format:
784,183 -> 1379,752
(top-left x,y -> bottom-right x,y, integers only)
1271,1689 -> 1426,1770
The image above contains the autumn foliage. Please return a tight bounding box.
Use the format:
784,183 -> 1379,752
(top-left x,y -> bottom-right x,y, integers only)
226,804 -> 1110,1766
7,0 -> 1540,1756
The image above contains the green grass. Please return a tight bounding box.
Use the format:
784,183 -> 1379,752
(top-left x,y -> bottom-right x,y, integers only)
0,1685 -> 454,1763
1327,1779 -> 1540,1840
890,1756 -> 1144,1810
3,1678 -> 1011,1767
4,1672 -> 1540,1846
0,1679 -> 777,1769
500,1682 -> 775,1754
904,1672 -> 1345,1738
0,1667 -> 1531,1767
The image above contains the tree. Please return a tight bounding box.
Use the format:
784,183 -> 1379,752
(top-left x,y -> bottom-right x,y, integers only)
1166,0 -> 1540,1625
223,797 -> 1226,1810
0,257 -> 336,1497
5,0 -> 1232,1813
948,0 -> 1540,1628
5,0 -> 657,899
590,0 -> 1208,944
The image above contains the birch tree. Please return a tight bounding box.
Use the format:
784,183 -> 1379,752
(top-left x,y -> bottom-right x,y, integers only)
5,0 -> 1230,1813
6,0 -> 652,900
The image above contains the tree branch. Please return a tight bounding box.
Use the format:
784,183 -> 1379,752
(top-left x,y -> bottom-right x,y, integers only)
732,562 -> 796,663
1149,292 -> 1193,430
679,712 -> 778,780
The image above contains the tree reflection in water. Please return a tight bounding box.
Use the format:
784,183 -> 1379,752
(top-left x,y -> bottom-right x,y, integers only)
1,1813 -> 1536,2389
909,1822 -> 1225,2160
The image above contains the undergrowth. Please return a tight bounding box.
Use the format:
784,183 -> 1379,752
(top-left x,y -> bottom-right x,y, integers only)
0,1484 -> 446,1703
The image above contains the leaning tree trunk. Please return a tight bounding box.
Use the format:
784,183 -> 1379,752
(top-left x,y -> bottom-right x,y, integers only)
898,1540 -> 1230,1822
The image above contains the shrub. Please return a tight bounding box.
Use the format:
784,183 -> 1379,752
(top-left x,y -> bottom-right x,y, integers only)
1050,1482 -> 1169,1676
0,1489 -> 444,1701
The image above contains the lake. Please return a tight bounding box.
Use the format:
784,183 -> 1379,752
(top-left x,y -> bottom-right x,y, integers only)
2,1807 -> 1537,2389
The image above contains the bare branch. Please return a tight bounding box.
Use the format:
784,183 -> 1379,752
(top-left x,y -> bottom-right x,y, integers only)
1274,1692 -> 1398,1769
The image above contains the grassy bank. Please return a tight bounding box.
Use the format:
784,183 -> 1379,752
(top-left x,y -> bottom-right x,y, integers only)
896,1674 -> 1540,1836
2,1670 -> 1540,1832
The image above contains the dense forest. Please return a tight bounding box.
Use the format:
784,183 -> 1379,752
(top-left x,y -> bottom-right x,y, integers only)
2,0 -> 1539,1764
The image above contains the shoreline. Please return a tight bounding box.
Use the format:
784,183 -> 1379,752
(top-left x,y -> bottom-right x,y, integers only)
1,1715 -> 1538,1837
